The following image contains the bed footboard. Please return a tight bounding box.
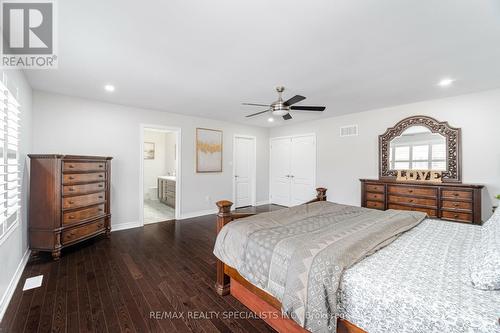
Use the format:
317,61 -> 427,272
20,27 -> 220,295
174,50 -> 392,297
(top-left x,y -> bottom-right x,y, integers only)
214,188 -> 327,295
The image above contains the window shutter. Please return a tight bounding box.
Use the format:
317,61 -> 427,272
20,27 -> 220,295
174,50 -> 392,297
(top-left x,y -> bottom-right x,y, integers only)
0,82 -> 20,240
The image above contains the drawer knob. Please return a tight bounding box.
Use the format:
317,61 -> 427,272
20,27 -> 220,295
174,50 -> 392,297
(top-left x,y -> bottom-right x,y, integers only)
99,196 -> 103,199
69,176 -> 75,180
69,200 -> 74,204
409,199 -> 414,203
408,190 -> 413,193
454,193 -> 459,197
68,187 -> 74,192
454,214 -> 459,218
68,165 -> 74,168
98,208 -> 103,212
99,165 -> 104,168
454,203 -> 459,207
98,184 -> 104,188
69,215 -> 75,219
99,175 -> 103,178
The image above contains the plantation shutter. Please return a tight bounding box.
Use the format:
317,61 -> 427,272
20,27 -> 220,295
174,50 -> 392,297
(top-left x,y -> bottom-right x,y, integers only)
0,81 -> 20,240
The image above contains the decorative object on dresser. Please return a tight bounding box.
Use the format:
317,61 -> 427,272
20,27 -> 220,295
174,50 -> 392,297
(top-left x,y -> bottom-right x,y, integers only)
28,155 -> 112,260
158,176 -> 175,208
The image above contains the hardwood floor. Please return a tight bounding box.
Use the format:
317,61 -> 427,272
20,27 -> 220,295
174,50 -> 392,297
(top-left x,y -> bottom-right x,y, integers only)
1,205 -> 284,333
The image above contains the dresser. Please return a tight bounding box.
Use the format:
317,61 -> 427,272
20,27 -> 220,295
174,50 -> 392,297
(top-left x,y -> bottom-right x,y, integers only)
28,155 -> 112,260
158,177 -> 175,208
360,179 -> 483,224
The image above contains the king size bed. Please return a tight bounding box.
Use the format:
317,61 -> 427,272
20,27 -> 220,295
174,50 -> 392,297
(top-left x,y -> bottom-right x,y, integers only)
212,188 -> 500,333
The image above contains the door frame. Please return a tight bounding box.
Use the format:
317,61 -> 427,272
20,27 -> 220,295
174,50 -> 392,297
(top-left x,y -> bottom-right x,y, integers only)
232,134 -> 257,209
269,133 -> 317,206
139,124 -> 182,225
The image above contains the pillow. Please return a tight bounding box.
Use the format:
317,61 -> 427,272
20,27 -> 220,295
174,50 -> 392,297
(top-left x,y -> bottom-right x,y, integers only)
468,208 -> 500,290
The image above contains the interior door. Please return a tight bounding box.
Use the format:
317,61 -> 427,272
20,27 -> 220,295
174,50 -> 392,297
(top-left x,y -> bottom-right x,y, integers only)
290,135 -> 316,206
234,136 -> 254,208
270,137 -> 292,206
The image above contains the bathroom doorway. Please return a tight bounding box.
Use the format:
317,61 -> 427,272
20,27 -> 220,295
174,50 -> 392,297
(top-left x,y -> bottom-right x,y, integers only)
140,125 -> 181,224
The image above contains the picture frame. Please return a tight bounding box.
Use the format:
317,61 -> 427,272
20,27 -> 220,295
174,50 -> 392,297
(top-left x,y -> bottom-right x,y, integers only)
196,128 -> 223,172
144,142 -> 155,160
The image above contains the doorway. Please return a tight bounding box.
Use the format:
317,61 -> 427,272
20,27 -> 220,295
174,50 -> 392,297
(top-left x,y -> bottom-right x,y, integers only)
233,135 -> 257,208
270,134 -> 316,207
140,125 -> 181,224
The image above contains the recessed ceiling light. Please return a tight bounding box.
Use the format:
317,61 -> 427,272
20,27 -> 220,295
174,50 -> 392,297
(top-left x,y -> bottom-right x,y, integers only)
268,117 -> 274,122
438,78 -> 455,87
104,84 -> 115,92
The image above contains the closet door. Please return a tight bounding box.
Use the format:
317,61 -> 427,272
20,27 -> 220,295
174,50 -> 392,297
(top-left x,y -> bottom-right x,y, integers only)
270,137 -> 291,206
290,135 -> 316,206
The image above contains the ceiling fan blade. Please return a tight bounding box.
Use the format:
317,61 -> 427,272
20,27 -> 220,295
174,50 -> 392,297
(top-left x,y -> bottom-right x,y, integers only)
290,106 -> 326,111
282,113 -> 292,120
242,103 -> 270,107
284,95 -> 306,106
245,109 -> 270,118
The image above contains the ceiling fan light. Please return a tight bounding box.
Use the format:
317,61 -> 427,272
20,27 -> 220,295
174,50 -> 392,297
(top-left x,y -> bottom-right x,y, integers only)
272,109 -> 288,116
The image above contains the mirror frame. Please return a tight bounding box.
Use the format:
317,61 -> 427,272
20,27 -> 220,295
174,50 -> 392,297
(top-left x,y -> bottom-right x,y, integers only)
379,115 -> 462,183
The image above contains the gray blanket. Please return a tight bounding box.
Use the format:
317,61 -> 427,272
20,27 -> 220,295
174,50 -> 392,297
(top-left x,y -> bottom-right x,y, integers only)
213,202 -> 426,332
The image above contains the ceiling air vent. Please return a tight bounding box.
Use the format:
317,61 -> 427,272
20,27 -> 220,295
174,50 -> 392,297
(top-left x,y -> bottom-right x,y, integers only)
340,125 -> 358,137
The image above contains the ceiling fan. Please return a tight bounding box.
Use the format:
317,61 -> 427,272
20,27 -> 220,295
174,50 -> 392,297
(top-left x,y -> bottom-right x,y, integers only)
243,86 -> 326,120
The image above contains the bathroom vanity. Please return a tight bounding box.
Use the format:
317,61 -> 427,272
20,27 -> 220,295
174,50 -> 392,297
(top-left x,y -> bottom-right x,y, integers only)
158,176 -> 176,208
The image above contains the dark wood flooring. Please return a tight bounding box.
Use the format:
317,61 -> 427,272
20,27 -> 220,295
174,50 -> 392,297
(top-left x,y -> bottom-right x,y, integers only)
0,205 -> 284,333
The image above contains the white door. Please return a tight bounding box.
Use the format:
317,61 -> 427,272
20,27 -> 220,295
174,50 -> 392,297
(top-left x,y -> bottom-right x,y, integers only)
290,135 -> 316,206
234,136 -> 255,208
270,137 -> 292,206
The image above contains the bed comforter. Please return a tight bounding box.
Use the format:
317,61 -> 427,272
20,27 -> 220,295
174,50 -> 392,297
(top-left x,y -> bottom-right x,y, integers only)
213,201 -> 426,332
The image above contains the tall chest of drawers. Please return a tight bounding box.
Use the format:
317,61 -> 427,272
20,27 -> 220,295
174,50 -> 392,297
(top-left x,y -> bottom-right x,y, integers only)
360,179 -> 484,225
28,155 -> 112,260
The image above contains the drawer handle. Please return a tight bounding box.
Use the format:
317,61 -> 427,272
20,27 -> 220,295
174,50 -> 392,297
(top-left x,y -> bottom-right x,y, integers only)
69,176 -> 75,180
98,196 -> 103,199
98,175 -> 103,178
68,187 -> 74,192
408,199 -> 414,203
408,190 -> 414,193
98,208 -> 103,212
454,193 -> 459,197
99,165 -> 104,168
68,165 -> 74,169
69,200 -> 74,204
454,214 -> 459,218
98,184 -> 104,188
454,203 -> 460,207
69,215 -> 75,219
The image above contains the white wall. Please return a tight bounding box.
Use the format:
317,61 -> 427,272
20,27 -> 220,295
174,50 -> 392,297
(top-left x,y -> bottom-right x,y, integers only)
165,132 -> 176,175
0,70 -> 32,319
270,88 -> 500,220
32,91 -> 270,228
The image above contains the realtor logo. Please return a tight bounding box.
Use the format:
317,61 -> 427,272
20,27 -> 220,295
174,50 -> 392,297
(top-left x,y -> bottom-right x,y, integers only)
1,0 -> 57,68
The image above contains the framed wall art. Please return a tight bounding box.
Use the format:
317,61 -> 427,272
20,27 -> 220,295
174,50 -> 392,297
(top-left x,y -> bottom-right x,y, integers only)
196,128 -> 223,172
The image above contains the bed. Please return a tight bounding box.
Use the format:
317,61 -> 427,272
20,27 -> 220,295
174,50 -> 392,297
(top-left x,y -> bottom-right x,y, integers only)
213,188 -> 500,333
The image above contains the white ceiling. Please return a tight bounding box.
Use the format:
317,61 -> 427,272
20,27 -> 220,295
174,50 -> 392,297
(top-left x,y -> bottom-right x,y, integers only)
25,0 -> 500,127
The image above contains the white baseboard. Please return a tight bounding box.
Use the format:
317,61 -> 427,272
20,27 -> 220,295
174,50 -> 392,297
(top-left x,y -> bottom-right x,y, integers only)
179,208 -> 218,220
111,221 -> 142,232
256,200 -> 270,206
0,249 -> 31,321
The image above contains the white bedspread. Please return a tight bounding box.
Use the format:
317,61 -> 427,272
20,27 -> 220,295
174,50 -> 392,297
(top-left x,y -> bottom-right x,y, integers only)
337,219 -> 500,333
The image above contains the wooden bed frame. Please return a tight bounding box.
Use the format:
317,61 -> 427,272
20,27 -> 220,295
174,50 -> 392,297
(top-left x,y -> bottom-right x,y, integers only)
214,188 -> 366,333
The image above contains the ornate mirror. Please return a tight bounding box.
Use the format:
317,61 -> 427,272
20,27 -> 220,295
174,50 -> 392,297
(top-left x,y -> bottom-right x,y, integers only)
379,116 -> 461,182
